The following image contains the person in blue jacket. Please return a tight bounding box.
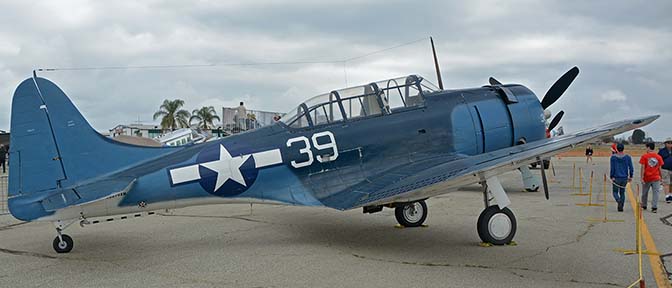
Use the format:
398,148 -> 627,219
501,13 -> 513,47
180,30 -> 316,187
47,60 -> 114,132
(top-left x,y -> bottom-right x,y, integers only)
610,143 -> 633,212
658,138 -> 672,203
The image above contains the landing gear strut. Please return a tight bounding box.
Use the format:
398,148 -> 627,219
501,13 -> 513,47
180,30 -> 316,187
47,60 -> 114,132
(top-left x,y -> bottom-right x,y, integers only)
478,180 -> 516,245
394,200 -> 428,227
52,219 -> 76,253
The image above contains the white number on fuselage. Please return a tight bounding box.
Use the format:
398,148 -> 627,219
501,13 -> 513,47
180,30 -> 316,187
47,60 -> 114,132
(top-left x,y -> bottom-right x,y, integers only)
287,131 -> 339,168
312,131 -> 338,163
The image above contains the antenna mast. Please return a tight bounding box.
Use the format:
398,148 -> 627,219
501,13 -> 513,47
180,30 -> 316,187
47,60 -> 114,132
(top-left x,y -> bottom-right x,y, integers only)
430,37 -> 444,90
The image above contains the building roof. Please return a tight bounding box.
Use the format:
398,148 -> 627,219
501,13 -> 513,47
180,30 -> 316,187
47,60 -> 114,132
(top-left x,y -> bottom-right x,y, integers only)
110,135 -> 162,147
156,128 -> 194,142
110,123 -> 162,131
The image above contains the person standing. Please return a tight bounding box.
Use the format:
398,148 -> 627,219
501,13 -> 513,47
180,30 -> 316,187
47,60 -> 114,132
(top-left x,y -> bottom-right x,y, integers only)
658,138 -> 672,203
0,144 -> 6,174
610,143 -> 633,212
235,102 -> 247,131
585,144 -> 594,163
640,142 -> 664,213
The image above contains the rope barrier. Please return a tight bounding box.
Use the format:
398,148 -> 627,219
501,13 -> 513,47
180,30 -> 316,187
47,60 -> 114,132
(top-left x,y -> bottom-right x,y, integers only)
577,170 -> 604,207
587,173 -> 623,223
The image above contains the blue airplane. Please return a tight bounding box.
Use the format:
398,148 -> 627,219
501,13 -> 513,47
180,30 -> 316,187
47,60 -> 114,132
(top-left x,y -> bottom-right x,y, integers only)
7,68 -> 657,253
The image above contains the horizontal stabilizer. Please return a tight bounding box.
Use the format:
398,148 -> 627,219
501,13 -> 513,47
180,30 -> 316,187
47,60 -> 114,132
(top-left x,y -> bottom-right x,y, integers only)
32,178 -> 136,212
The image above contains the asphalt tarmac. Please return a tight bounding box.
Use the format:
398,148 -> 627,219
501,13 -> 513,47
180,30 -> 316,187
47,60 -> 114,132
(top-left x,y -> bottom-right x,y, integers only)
0,157 -> 670,287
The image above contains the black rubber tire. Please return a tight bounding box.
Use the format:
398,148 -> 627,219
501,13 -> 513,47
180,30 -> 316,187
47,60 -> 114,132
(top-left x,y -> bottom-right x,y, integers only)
543,161 -> 550,170
394,200 -> 428,227
53,234 -> 74,253
525,186 -> 540,192
477,206 -> 517,245
529,162 -> 537,169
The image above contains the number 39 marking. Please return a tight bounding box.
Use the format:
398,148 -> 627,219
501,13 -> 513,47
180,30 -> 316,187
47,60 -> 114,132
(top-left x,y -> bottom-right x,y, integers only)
286,131 -> 339,168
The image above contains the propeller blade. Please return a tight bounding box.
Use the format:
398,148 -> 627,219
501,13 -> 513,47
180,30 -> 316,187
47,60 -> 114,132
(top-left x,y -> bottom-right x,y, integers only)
547,110 -> 564,131
489,77 -> 502,86
537,156 -> 550,200
541,66 -> 579,109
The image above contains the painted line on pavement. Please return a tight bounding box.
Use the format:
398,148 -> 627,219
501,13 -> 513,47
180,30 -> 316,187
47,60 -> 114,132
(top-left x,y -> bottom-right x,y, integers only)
626,185 -> 672,288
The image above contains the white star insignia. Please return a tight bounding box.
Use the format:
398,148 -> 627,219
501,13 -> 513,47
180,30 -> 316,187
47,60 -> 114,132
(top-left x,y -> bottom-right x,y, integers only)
200,145 -> 250,191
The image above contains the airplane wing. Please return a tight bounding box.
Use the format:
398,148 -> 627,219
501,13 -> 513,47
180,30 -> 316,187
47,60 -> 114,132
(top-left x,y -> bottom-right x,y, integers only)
320,115 -> 658,210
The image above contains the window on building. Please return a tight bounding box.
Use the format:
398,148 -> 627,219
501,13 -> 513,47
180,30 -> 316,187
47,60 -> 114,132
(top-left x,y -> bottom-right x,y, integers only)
148,129 -> 162,139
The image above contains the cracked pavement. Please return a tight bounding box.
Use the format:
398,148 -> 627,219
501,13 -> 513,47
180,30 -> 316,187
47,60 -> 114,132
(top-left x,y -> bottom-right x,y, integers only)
0,157 -> 670,287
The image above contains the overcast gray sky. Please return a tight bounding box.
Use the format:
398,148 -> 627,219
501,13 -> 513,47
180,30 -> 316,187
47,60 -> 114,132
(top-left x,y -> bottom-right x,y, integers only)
1,0 -> 670,139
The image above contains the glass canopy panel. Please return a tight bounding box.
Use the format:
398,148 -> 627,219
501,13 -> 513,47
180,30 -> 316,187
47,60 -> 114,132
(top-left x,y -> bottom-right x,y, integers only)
337,84 -> 383,119
280,106 -> 304,125
374,75 -> 438,110
419,77 -> 439,92
280,75 -> 437,127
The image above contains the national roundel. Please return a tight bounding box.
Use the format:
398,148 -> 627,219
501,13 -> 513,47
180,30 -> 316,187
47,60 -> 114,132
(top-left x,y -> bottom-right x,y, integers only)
195,143 -> 259,197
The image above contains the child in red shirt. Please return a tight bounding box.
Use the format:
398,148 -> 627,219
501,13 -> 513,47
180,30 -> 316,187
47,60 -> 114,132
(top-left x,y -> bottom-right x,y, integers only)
640,142 -> 664,212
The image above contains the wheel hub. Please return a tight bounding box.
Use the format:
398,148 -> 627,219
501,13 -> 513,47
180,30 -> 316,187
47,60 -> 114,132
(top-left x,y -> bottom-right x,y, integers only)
488,213 -> 512,240
403,203 -> 423,223
58,241 -> 67,249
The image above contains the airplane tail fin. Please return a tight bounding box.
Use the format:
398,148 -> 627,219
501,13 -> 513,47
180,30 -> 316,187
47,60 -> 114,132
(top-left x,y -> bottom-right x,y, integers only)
8,76 -> 172,219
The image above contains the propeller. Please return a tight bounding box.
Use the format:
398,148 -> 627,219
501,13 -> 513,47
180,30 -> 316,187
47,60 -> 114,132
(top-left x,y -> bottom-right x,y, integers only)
537,156 -> 550,200
540,66 -> 579,110
547,110 -> 564,131
488,77 -> 502,86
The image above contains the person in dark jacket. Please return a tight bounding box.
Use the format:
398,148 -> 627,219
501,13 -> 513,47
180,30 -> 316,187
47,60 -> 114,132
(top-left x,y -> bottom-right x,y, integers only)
610,143 -> 633,212
0,144 -> 6,174
659,138 -> 672,203
585,144 -> 594,163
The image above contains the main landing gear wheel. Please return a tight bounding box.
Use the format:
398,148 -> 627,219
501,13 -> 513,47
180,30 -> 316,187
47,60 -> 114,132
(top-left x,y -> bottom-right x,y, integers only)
477,206 -> 516,245
395,200 -> 428,227
53,234 -> 74,253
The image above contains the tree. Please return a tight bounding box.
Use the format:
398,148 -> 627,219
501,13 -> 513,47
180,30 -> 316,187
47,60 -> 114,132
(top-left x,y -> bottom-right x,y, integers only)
190,106 -> 220,130
153,99 -> 190,131
631,129 -> 646,144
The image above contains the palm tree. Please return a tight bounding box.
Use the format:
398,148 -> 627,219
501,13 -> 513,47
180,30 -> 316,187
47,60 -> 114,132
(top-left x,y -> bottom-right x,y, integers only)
190,106 -> 220,130
153,99 -> 190,131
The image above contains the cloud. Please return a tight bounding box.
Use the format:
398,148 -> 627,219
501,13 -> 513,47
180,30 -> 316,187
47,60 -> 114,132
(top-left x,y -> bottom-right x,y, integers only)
600,90 -> 627,102
0,0 -> 670,140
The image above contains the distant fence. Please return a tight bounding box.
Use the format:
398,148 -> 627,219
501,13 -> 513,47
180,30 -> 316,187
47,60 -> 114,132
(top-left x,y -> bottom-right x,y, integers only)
0,175 -> 7,215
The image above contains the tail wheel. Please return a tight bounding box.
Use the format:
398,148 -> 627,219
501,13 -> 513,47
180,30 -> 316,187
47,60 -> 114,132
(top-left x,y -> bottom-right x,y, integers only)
395,200 -> 428,227
477,206 -> 516,245
53,234 -> 74,253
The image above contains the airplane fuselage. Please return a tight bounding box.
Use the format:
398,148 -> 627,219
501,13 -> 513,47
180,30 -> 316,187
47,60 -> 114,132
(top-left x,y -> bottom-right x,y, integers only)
8,77 -> 545,222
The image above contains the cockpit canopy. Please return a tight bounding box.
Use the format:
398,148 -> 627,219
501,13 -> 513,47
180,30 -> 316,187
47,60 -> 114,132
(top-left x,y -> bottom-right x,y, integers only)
281,75 -> 439,128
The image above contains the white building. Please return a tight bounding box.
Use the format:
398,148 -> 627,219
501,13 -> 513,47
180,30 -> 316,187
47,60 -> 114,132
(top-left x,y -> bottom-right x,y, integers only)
221,107 -> 281,133
155,128 -> 205,147
110,124 -> 163,139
